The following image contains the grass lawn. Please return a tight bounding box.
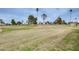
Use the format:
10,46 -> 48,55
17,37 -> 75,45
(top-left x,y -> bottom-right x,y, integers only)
54,29 -> 79,51
64,29 -> 79,51
0,25 -> 79,51
1,25 -> 35,33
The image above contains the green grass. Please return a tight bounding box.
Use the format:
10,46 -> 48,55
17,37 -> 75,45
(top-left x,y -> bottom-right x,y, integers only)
1,25 -> 35,33
21,47 -> 33,51
54,29 -> 79,51
2,28 -> 13,32
64,30 -> 79,51
63,29 -> 79,51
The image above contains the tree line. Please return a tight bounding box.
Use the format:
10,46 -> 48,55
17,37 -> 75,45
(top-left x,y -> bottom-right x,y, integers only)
0,8 -> 76,25
0,15 -> 67,25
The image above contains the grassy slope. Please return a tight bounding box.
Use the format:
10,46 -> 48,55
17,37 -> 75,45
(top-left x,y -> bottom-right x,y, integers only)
53,29 -> 79,51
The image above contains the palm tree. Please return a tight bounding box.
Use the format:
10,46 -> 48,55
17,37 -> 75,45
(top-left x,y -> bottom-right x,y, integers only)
69,9 -> 72,22
36,8 -> 39,20
41,13 -> 47,24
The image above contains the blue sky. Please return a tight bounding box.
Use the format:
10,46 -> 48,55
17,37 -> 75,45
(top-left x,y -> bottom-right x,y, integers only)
0,8 -> 79,23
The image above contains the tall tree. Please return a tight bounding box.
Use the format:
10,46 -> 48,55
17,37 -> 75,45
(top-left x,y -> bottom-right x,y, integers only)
36,8 -> 39,20
33,17 -> 37,24
53,16 -> 66,24
28,15 -> 37,24
69,9 -> 72,22
11,19 -> 16,25
41,13 -> 47,24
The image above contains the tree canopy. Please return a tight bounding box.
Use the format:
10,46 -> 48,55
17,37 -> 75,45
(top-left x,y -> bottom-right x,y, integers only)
11,19 -> 17,25
17,21 -> 22,25
28,15 -> 37,24
53,17 -> 66,24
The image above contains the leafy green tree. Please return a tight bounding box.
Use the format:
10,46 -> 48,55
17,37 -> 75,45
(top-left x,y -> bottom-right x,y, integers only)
53,17 -> 66,24
33,17 -> 37,24
17,21 -> 22,25
11,19 -> 16,25
53,17 -> 62,24
28,15 -> 37,24
28,15 -> 34,24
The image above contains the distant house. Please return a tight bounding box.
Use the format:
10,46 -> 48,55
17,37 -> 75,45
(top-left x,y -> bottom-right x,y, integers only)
70,22 -> 78,26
